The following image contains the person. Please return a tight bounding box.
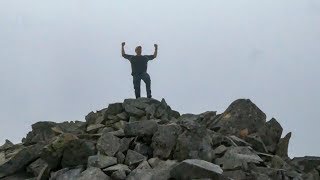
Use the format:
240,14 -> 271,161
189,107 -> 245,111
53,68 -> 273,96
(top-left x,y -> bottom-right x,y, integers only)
121,42 -> 158,99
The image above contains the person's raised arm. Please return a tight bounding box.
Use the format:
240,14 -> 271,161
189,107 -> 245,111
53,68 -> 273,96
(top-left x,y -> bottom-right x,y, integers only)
121,42 -> 126,57
153,44 -> 158,58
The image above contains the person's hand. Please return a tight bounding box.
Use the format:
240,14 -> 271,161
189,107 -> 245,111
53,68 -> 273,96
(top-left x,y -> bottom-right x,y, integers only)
122,42 -> 126,47
154,44 -> 158,49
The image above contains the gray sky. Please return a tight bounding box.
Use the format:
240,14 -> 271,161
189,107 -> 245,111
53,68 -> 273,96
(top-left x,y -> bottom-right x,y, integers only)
0,0 -> 319,157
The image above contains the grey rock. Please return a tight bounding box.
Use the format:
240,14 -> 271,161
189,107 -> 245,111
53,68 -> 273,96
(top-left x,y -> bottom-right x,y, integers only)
119,137 -> 135,153
245,134 -> 268,153
110,129 -> 125,137
134,143 -> 153,158
27,158 -> 48,177
170,159 -> 226,180
97,132 -> 120,156
276,132 -> 291,159
151,123 -> 182,159
116,152 -> 126,164
0,140 -> 14,151
124,120 -> 158,137
136,160 -> 152,170
209,99 -> 266,136
0,143 -> 44,178
103,164 -> 131,174
88,154 -> 117,169
291,156 -> 320,173
50,167 -> 84,180
61,139 -> 96,168
113,120 -> 127,130
86,124 -> 105,133
78,167 -> 110,180
223,170 -> 247,180
106,103 -> 124,115
117,112 -> 129,120
123,101 -> 146,117
215,146 -> 263,170
258,118 -> 283,152
125,150 -> 147,166
23,121 -> 57,145
111,170 -> 127,180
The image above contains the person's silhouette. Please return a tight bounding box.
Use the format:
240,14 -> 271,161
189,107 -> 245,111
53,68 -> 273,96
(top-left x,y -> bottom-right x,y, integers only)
121,42 -> 158,98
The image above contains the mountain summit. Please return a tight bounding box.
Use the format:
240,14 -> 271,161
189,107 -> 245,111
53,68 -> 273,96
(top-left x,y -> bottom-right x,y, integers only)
0,98 -> 319,179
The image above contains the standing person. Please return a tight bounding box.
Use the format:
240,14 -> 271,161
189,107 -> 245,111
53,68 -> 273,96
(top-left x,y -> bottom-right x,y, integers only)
121,42 -> 158,98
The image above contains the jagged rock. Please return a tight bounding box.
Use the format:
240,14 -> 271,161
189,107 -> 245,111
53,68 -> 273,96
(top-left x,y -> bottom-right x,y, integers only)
88,154 -> 117,169
213,145 -> 228,156
0,143 -> 44,178
154,98 -> 171,120
245,134 -> 268,153
41,133 -> 78,169
110,129 -> 125,137
270,155 -> 290,169
124,120 -> 158,137
170,159 -> 226,180
228,135 -> 251,146
134,143 -> 153,158
78,167 -> 110,180
86,124 -> 105,133
117,111 -> 129,120
61,139 -> 96,168
50,167 -> 84,180
111,170 -> 127,180
113,120 -> 127,130
151,123 -> 182,159
276,132 -> 291,159
123,100 -> 146,117
215,146 -> 263,170
27,158 -> 48,177
209,99 -> 266,135
125,150 -> 147,166
0,140 -> 14,151
291,156 -> 320,173
136,160 -> 152,170
24,122 -> 57,145
258,118 -> 283,152
97,132 -> 120,156
103,164 -> 131,174
116,152 -> 126,164
173,127 -> 213,162
118,137 -> 135,153
106,103 -> 124,115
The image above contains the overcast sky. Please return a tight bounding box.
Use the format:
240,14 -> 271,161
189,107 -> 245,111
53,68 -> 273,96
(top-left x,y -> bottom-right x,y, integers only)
0,0 -> 319,157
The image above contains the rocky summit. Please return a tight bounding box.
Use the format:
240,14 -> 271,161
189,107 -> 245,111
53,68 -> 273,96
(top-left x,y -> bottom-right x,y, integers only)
0,98 -> 319,180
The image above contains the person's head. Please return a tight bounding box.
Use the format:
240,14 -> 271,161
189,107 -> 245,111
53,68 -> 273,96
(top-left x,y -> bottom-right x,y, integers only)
135,46 -> 142,55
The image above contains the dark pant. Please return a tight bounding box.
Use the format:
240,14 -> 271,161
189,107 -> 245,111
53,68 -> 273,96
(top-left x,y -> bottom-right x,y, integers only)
133,72 -> 152,98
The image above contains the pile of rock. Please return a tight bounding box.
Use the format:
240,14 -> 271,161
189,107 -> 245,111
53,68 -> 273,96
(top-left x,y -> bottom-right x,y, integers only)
0,98 -> 319,180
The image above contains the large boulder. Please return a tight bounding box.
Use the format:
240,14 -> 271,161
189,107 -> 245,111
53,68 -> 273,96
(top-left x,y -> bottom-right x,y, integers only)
258,118 -> 283,152
275,132 -> 292,159
61,139 -> 96,168
291,156 -> 320,173
151,123 -> 182,159
97,132 -> 121,156
0,143 -> 44,178
124,120 -> 158,137
170,159 -> 227,180
23,122 -> 57,145
209,99 -> 266,135
173,126 -> 214,162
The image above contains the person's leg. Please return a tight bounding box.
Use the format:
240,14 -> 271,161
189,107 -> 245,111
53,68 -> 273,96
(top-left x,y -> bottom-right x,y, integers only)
133,75 -> 141,98
141,73 -> 152,98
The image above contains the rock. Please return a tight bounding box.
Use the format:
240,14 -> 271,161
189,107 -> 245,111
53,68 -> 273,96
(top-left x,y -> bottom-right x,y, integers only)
134,143 -> 153,158
291,156 -> 320,173
173,127 -> 213,162
78,167 -> 110,180
123,101 -> 146,117
88,154 -> 117,169
103,164 -> 131,174
50,167 -> 84,180
125,150 -> 147,166
27,158 -> 48,177
151,123 -> 182,159
213,145 -> 228,156
0,143 -> 44,178
276,132 -> 291,159
145,104 -> 157,119
223,170 -> 247,180
124,120 -> 158,137
116,112 -> 129,120
86,124 -> 105,133
106,103 -> 124,115
97,132 -> 120,156
24,121 -> 57,145
270,155 -> 290,169
110,129 -> 125,137
113,120 -> 127,130
245,134 -> 268,153
0,140 -> 14,151
119,137 -> 135,153
209,99 -> 266,135
170,159 -> 226,180
215,146 -> 263,170
61,139 -> 96,168
258,118 -> 283,152
111,170 -> 127,180
154,98 -> 171,120
116,152 -> 126,164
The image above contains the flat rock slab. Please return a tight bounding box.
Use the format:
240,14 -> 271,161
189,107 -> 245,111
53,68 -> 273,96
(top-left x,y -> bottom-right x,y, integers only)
97,132 -> 120,156
170,159 -> 226,180
125,150 -> 147,166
